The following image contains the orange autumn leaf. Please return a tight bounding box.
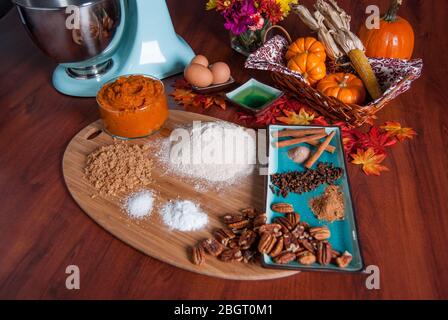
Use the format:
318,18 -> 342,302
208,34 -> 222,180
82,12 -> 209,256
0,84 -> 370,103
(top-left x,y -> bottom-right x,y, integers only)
171,88 -> 195,102
380,121 -> 417,142
351,148 -> 389,176
214,96 -> 227,110
276,108 -> 315,125
171,86 -> 227,110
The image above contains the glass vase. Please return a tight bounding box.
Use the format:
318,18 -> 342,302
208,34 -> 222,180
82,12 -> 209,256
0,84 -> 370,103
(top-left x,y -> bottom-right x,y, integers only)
230,22 -> 272,57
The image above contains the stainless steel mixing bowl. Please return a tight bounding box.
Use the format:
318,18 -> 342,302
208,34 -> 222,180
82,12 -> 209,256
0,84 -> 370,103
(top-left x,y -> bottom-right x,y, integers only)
13,0 -> 122,65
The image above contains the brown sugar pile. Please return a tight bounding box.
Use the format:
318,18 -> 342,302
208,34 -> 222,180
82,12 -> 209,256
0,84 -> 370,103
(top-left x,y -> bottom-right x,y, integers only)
310,185 -> 345,222
84,142 -> 153,196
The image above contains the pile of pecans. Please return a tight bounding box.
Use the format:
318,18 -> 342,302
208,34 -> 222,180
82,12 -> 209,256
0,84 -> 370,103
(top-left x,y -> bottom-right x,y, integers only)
190,204 -> 352,269
270,162 -> 343,197
191,207 -> 265,266
264,202 -> 352,268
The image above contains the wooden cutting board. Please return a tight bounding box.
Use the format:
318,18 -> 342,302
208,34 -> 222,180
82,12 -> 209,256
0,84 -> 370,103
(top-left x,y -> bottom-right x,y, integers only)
63,110 -> 299,280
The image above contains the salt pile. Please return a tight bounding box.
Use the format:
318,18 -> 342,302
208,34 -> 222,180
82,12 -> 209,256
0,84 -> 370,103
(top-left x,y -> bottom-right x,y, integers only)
160,200 -> 208,231
125,190 -> 154,219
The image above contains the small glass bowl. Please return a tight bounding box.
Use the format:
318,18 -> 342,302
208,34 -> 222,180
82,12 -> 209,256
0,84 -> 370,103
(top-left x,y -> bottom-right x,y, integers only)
96,74 -> 169,140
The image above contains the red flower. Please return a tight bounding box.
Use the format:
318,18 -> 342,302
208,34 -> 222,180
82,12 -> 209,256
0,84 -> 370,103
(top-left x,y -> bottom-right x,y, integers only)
258,0 -> 283,24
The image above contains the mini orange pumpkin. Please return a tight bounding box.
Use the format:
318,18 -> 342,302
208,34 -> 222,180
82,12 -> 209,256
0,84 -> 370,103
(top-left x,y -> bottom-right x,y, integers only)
287,52 -> 326,86
285,37 -> 327,62
317,73 -> 366,105
358,0 -> 414,60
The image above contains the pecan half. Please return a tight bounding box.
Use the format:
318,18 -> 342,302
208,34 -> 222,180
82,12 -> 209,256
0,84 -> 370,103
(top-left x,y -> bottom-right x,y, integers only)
201,238 -> 224,256
228,237 -> 240,249
242,250 -> 257,264
253,213 -> 267,229
223,213 -> 244,225
258,223 -> 282,237
227,219 -> 250,230
219,248 -> 243,262
286,212 -> 300,227
269,237 -> 284,257
191,246 -> 205,266
283,233 -> 300,253
300,239 -> 315,253
239,230 -> 257,250
291,224 -> 306,238
331,249 -> 341,260
241,207 -> 257,218
273,251 -> 296,264
298,221 -> 310,230
317,241 -> 332,265
297,251 -> 316,265
335,251 -> 353,268
310,226 -> 331,240
258,232 -> 277,254
275,216 -> 294,232
271,203 -> 294,213
214,228 -> 236,246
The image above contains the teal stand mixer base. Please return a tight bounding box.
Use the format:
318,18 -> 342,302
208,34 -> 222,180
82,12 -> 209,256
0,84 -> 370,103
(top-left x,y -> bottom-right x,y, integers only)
52,0 -> 195,97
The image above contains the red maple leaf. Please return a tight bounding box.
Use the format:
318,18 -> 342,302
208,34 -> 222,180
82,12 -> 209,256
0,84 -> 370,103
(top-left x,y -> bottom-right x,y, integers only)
357,126 -> 397,154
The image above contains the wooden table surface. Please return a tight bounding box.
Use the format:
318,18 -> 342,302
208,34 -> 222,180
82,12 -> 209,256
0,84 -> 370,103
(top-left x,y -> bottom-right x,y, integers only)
1,0 -> 447,300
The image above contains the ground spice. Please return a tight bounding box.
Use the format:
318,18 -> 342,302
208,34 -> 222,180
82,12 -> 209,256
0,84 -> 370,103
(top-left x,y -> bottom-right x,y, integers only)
84,142 -> 153,196
310,185 -> 345,222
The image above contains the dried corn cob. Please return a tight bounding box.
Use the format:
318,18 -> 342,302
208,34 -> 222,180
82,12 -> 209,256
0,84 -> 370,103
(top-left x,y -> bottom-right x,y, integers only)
348,49 -> 382,100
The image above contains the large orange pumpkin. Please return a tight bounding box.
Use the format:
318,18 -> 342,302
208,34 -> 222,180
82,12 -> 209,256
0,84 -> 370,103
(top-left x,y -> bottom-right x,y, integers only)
285,37 -> 327,62
359,0 -> 414,60
317,73 -> 366,105
287,52 -> 326,86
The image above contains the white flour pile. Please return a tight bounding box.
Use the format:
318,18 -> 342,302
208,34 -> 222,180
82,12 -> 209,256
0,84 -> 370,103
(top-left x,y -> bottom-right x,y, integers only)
159,121 -> 256,187
124,190 -> 154,219
160,200 -> 208,231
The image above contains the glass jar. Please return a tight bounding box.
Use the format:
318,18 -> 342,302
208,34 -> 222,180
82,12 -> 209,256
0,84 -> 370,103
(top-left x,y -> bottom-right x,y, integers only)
97,75 -> 169,139
230,21 -> 272,57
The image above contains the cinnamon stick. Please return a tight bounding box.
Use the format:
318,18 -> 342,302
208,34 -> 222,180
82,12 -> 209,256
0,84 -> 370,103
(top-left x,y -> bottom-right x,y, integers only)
307,140 -> 336,153
305,131 -> 336,169
272,128 -> 326,139
274,132 -> 328,148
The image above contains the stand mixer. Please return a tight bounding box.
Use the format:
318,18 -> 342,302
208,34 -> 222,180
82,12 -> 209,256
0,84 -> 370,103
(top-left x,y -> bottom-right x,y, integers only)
13,0 -> 195,97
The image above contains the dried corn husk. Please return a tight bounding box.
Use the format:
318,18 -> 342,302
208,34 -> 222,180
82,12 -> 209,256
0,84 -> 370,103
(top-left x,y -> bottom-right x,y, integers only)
291,4 -> 343,60
291,0 -> 382,99
314,11 -> 343,60
293,4 -> 320,30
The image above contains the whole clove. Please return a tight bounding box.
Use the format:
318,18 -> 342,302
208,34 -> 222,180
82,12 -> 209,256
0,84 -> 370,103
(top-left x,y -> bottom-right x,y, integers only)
270,162 -> 343,197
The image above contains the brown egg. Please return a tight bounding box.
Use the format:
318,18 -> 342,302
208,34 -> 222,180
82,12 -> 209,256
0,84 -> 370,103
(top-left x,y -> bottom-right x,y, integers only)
210,62 -> 231,85
184,63 -> 213,88
190,55 -> 209,67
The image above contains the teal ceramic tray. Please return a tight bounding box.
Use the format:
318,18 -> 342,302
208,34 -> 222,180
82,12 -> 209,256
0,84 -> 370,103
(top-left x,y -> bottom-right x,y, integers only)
263,125 -> 363,272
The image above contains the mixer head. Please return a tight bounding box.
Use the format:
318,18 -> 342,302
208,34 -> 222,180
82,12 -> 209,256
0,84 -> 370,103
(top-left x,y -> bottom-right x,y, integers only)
14,0 -> 122,79
12,0 -> 195,96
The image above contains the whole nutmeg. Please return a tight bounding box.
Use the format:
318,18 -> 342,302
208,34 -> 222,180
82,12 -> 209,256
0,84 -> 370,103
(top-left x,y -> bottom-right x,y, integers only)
288,146 -> 311,164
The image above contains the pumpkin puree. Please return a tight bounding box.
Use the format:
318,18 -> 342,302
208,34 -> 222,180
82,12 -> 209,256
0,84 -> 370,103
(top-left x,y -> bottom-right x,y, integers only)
97,75 -> 168,138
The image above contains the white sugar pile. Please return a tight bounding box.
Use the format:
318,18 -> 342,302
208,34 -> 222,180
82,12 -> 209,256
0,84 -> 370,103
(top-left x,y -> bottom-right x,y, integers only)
160,200 -> 208,231
159,121 -> 256,186
125,190 -> 154,219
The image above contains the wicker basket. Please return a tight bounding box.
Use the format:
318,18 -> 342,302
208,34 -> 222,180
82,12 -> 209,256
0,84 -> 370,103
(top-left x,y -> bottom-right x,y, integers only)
246,26 -> 422,127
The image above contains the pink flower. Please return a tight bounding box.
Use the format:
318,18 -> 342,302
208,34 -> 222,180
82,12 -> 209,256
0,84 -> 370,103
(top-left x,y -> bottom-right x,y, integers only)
249,13 -> 265,31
